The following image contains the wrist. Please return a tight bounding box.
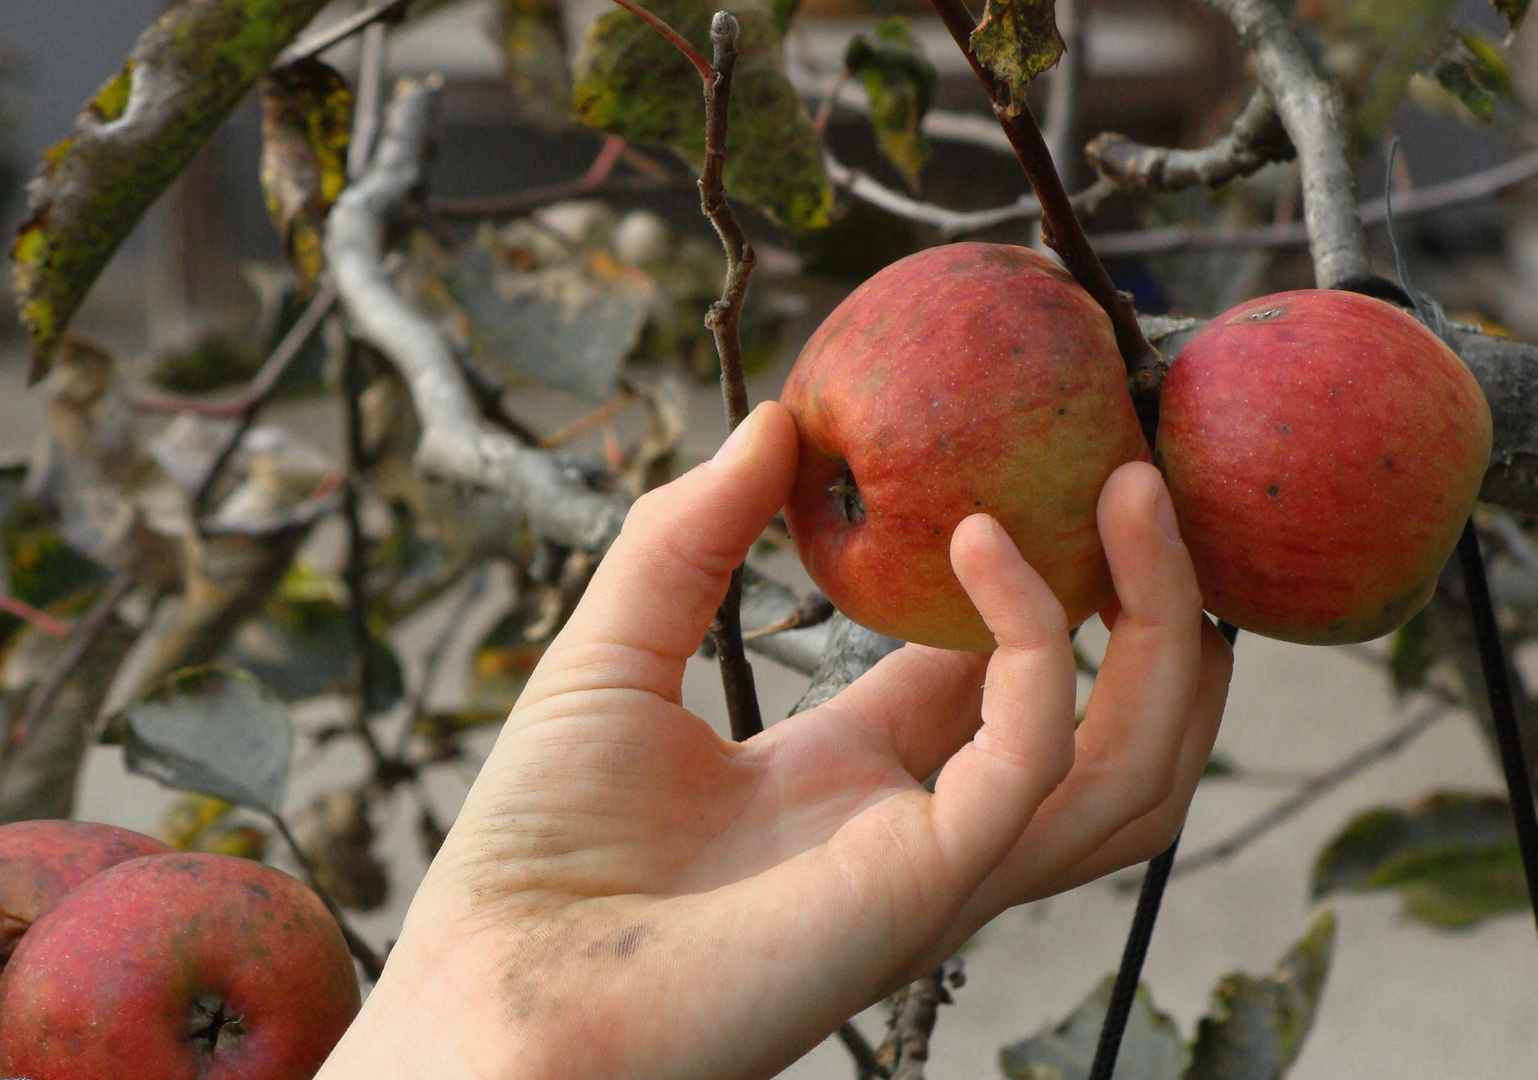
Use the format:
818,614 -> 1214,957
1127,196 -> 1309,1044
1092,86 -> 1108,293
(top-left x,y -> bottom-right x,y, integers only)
316,963 -> 486,1080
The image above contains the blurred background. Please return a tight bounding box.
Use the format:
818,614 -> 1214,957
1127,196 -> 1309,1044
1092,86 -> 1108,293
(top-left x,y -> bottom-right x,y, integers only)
3,1 -> 1538,1077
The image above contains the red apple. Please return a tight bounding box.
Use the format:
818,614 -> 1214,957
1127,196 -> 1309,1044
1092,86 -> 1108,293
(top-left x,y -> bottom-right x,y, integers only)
0,852 -> 361,1080
781,242 -> 1149,650
1155,289 -> 1492,644
0,819 -> 172,967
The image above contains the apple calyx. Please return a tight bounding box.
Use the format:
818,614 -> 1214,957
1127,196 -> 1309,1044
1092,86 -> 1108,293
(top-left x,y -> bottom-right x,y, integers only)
828,465 -> 865,526
188,991 -> 245,1054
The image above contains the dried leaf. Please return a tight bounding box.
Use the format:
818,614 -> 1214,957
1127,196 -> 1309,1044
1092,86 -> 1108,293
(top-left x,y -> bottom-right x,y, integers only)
500,0 -> 572,128
103,666 -> 294,817
845,18 -> 937,183
1186,911 -> 1336,1080
1388,607 -> 1439,695
969,0 -> 1063,113
155,792 -> 267,860
1312,792 -> 1527,928
446,229 -> 655,401
10,0 -> 333,380
1491,0 -> 1530,32
292,791 -> 388,911
259,58 -> 354,289
999,976 -> 1188,1080
572,0 -> 832,231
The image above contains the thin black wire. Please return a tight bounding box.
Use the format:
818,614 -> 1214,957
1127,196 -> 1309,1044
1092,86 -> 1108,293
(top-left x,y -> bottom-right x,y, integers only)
1381,137 -> 1538,938
1087,619 -> 1239,1080
1455,525 -> 1538,938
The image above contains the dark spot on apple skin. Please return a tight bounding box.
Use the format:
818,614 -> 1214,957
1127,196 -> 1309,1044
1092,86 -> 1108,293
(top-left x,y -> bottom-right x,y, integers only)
973,499 -> 983,507
1267,485 -> 1280,497
1383,458 -> 1394,468
937,438 -> 949,451
1328,386 -> 1342,396
1279,424 -> 1290,434
1057,408 -> 1066,416
931,527 -> 943,536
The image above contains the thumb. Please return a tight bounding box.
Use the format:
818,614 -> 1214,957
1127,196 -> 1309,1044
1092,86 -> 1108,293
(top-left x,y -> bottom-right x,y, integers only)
524,401 -> 800,705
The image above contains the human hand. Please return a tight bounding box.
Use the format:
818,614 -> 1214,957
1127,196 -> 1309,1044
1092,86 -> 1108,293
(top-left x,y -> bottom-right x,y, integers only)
318,401 -> 1232,1080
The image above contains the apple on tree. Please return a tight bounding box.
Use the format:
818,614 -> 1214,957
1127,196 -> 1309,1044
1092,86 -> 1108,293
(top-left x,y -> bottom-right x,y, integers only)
1155,288 -> 1492,644
0,851 -> 361,1080
780,242 -> 1150,651
0,819 -> 172,967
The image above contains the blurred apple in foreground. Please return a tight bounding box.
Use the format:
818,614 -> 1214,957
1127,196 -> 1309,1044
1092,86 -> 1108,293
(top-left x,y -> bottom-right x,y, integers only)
1155,289 -> 1492,644
780,242 -> 1149,651
0,819 -> 171,967
0,852 -> 361,1080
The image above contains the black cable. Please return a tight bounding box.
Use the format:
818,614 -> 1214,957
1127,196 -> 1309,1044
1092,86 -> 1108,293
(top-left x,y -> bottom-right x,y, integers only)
1455,523 -> 1538,940
1087,619 -> 1239,1080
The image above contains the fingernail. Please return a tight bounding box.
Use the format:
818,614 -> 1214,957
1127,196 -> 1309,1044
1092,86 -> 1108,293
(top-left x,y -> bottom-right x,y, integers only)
1153,480 -> 1181,543
710,405 -> 758,468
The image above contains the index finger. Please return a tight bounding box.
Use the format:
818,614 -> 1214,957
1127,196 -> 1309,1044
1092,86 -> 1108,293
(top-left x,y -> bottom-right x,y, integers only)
521,402 -> 800,707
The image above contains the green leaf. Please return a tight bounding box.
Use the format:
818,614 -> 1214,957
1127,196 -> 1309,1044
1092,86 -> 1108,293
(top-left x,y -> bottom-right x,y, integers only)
221,565 -> 404,713
1312,792 -> 1528,928
845,17 -> 937,183
999,976 -> 1188,1080
259,58 -> 354,288
1186,911 -> 1336,1080
1296,0 -> 1461,145
444,228 -> 655,401
1491,0 -> 1530,32
969,0 -> 1063,112
1388,607 -> 1439,694
572,0 -> 832,231
500,0 -> 573,128
103,666 -> 294,817
11,0 -> 333,381
771,0 -> 801,32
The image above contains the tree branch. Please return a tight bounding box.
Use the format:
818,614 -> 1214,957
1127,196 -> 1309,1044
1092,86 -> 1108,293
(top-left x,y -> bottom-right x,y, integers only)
1086,87 -> 1294,194
823,150 -> 1117,237
281,0 -> 415,65
1203,0 -> 1368,287
323,79 -> 630,555
790,615 -> 903,715
924,0 -> 1161,411
1086,147 -> 1538,256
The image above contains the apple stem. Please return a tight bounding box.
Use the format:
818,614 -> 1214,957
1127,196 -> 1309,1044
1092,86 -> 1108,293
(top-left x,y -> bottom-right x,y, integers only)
923,0 -> 1164,438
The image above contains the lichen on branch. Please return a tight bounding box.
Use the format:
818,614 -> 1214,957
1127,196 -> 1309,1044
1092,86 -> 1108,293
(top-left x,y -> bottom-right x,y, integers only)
11,0 -> 334,382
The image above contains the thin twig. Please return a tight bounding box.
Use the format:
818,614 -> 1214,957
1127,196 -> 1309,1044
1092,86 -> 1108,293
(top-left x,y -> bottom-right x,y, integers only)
269,811 -> 388,981
1086,147 -> 1538,257
9,572 -> 134,748
838,1023 -> 888,1080
924,0 -> 1161,410
823,150 -> 1118,236
393,564 -> 491,759
1134,700 -> 1450,889
694,12 -> 763,742
281,0 -> 415,65
184,282 -> 338,517
341,340 -> 393,775
743,591 -> 835,639
1038,0 -> 1083,223
1085,86 -> 1294,194
346,17 -> 390,180
607,0 -> 713,80
538,388 -> 635,449
0,595 -> 73,639
875,961 -> 963,1080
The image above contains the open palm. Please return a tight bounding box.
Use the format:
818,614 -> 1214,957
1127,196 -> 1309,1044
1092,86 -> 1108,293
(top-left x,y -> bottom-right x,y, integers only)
320,402 -> 1231,1080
